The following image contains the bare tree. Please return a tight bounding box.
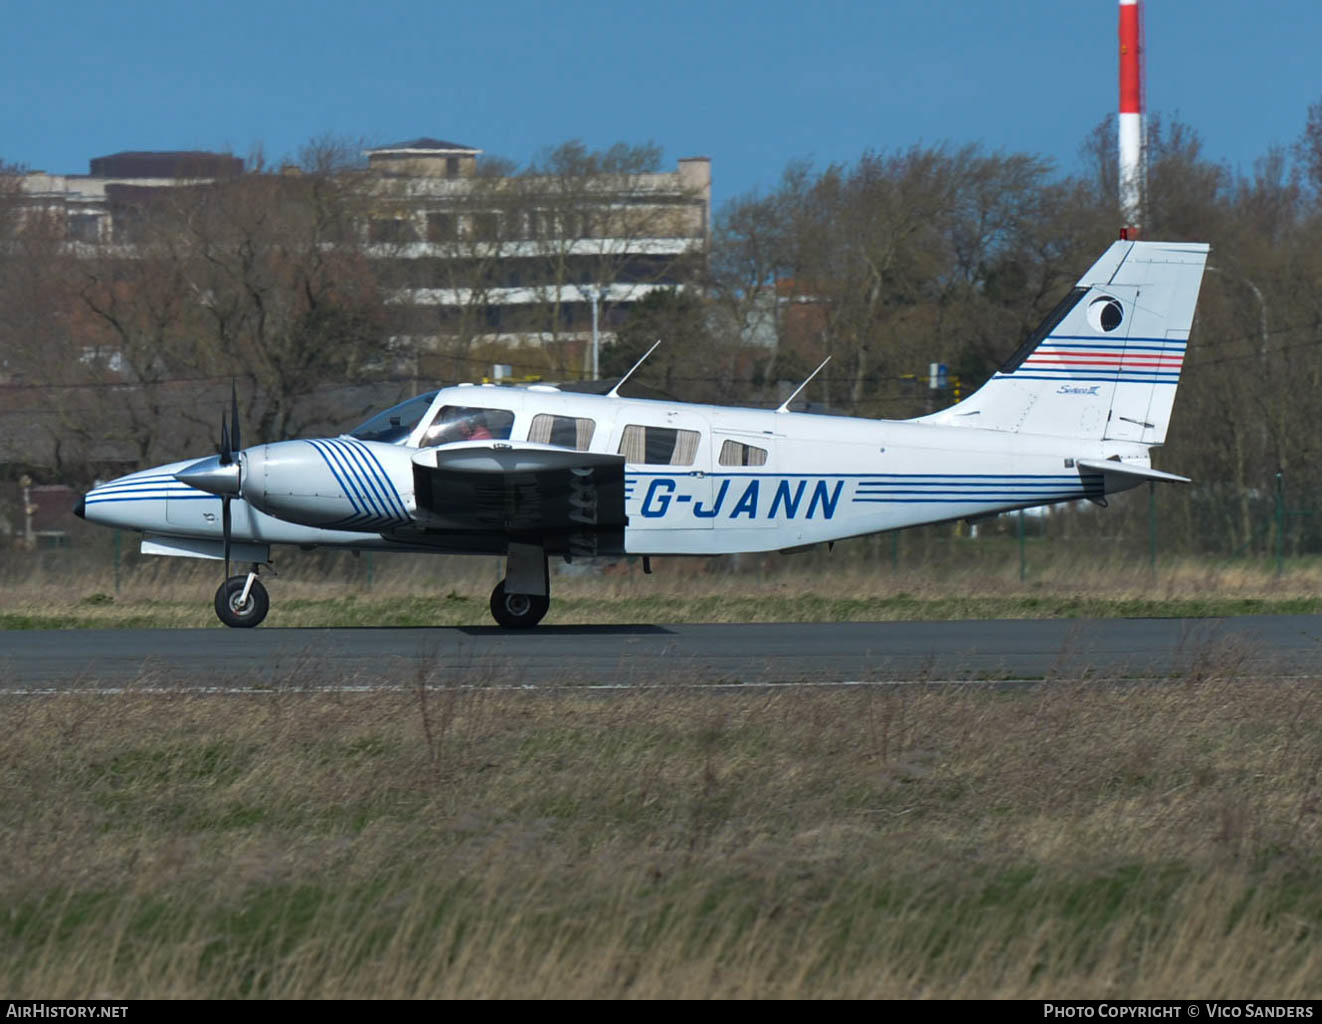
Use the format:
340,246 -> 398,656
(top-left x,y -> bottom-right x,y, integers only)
603,287 -> 736,403
514,141 -> 703,377
1295,98 -> 1322,198
64,201 -> 213,465
707,190 -> 793,392
369,155 -> 539,382
169,150 -> 389,442
754,146 -> 1061,416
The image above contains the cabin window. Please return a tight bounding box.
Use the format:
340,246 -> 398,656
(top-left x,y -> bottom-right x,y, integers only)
419,406 -> 515,446
718,440 -> 768,467
529,414 -> 595,451
618,425 -> 700,466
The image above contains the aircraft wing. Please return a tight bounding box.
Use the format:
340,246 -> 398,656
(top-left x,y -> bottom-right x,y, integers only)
411,443 -> 627,555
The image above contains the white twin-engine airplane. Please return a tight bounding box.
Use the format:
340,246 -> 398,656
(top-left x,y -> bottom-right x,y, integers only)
76,239 -> 1208,629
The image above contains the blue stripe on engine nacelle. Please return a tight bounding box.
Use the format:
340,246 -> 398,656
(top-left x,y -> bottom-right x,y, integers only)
307,439 -> 364,516
307,438 -> 410,529
349,439 -> 410,521
336,439 -> 393,520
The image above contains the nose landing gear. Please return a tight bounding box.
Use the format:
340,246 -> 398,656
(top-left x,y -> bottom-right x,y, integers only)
215,567 -> 269,628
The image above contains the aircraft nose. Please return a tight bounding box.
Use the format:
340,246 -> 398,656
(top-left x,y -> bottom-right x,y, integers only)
74,496 -> 86,520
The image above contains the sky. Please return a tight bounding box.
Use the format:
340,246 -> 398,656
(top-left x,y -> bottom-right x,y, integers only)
4,0 -> 1320,206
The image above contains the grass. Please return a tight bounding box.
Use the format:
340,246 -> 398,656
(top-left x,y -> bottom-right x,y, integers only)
3,543 -> 1322,628
2,660 -> 1322,997
6,539 -> 1321,994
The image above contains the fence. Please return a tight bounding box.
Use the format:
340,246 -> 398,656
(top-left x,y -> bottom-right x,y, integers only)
4,471 -> 1322,592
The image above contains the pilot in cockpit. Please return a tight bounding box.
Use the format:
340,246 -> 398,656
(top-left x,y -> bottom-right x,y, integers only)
457,412 -> 493,441
419,406 -> 510,446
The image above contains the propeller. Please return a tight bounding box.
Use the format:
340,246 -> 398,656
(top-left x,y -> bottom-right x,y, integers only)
231,381 -> 241,455
173,382 -> 248,584
214,383 -> 242,578
219,382 -> 241,580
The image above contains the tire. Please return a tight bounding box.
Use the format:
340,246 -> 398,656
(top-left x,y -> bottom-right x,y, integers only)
489,580 -> 549,629
215,576 -> 270,628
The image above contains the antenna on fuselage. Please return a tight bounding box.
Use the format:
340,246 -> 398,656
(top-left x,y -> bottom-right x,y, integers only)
775,356 -> 831,414
606,339 -> 662,398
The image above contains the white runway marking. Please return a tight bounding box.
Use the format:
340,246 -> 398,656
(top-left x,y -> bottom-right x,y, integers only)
8,674 -> 1318,697
0,678 -> 1024,696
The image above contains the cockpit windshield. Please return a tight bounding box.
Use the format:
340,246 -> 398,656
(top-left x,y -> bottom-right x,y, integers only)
347,390 -> 440,444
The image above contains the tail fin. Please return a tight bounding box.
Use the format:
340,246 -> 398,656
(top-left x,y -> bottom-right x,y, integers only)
919,240 -> 1209,444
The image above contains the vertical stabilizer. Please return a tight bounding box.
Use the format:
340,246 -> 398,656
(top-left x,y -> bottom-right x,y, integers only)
918,240 -> 1208,444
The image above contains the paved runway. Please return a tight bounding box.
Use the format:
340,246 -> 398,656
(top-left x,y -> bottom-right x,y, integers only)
3,615 -> 1321,690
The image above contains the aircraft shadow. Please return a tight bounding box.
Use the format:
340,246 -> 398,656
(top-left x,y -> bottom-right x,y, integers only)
260,624 -> 674,635
454,624 -> 674,636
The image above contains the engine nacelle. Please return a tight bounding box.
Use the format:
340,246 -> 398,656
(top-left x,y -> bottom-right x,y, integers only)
241,438 -> 415,530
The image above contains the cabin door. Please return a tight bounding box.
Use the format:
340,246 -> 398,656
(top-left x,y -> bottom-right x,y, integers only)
616,409 -> 715,530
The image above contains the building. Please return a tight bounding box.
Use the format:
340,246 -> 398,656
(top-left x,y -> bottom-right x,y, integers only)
361,138 -> 711,376
11,139 -> 712,378
15,151 -> 242,244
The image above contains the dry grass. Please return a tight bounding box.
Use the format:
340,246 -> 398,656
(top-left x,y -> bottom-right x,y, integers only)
3,543 -> 1322,628
3,657 -> 1322,997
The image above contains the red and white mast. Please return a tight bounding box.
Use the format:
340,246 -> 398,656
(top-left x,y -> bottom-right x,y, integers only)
1118,0 -> 1145,238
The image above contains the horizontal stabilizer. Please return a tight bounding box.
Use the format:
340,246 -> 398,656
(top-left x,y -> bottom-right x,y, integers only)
1075,459 -> 1190,486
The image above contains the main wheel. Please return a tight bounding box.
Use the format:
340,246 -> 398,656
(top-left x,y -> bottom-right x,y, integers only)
489,580 -> 549,629
215,576 -> 270,628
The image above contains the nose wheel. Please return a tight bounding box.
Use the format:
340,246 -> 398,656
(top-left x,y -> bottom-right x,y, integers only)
215,573 -> 270,628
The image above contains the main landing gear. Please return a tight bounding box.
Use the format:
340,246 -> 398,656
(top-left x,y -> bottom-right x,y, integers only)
489,582 -> 549,629
214,566 -> 269,628
490,541 -> 550,629
209,545 -> 555,629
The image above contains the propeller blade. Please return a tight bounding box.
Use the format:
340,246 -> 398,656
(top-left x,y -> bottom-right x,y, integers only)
219,414 -> 232,467
222,496 -> 232,581
230,381 -> 241,454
